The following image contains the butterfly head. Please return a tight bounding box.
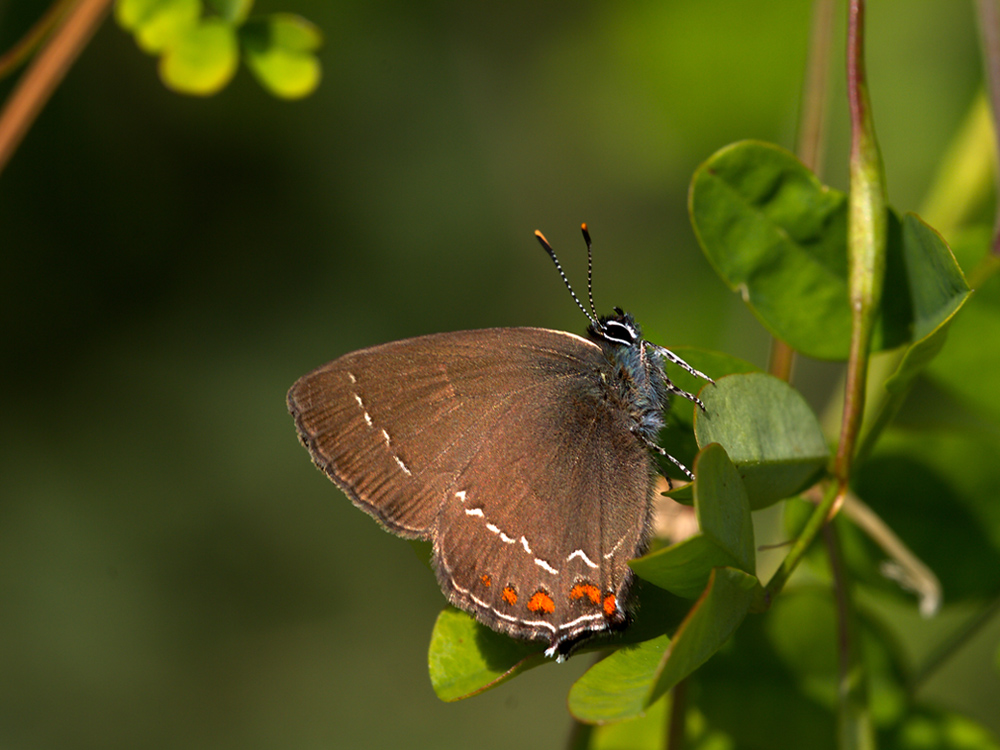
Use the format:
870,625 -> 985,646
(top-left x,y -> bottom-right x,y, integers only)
590,307 -> 642,349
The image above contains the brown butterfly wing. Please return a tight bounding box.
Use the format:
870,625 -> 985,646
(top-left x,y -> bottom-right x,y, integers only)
287,327 -> 654,652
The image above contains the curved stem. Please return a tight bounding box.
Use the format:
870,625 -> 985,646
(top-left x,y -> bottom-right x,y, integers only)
0,0 -> 112,176
835,0 -> 887,495
842,493 -> 941,616
0,0 -> 78,80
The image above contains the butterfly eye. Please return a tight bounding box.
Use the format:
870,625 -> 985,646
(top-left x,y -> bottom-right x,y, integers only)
600,319 -> 638,345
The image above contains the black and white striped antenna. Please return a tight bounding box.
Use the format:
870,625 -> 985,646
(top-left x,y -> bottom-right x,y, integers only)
534,226 -> 600,328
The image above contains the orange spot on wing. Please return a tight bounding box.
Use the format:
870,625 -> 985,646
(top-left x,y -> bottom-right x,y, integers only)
527,591 -> 555,614
480,574 -> 491,587
603,594 -> 617,618
501,587 -> 518,605
570,583 -> 602,605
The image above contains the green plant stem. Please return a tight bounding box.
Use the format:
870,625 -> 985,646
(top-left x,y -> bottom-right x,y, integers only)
666,680 -> 687,750
763,0 -> 889,615
849,93 -> 994,467
0,0 -> 111,176
760,480 -> 839,607
821,90 -> 992,455
824,522 -> 874,750
834,0 -> 887,491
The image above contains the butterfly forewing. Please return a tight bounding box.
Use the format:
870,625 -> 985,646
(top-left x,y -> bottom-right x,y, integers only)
287,327 -> 656,653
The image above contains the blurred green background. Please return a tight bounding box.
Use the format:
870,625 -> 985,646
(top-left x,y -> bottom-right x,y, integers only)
0,1 -> 985,748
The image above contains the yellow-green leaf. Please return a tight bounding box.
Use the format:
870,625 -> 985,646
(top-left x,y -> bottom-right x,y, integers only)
117,0 -> 201,53
159,19 -> 239,96
241,14 -> 322,100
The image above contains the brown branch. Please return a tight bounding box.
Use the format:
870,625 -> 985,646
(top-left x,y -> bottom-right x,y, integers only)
0,0 -> 112,176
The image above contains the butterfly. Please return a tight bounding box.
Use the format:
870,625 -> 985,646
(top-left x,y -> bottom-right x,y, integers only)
288,225 -> 713,658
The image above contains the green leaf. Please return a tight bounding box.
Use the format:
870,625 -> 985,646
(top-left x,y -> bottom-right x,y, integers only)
925,228 -> 1000,424
427,608 -> 543,702
661,348 -> 761,429
693,443 -> 755,574
689,142 -> 960,361
426,582 -> 688,701
695,372 -> 829,508
205,0 -> 252,23
569,567 -> 757,723
631,534 -> 739,599
873,213 -> 969,402
241,14 -> 322,100
855,217 -> 971,460
657,348 -> 759,491
569,634 -> 672,723
587,694 -> 670,750
159,19 -> 239,96
634,443 -> 754,599
646,567 -> 757,706
689,140 -> 853,359
899,214 -> 969,342
116,0 -> 201,53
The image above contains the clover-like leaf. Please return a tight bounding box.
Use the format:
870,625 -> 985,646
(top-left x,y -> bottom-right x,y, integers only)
428,608 -> 544,702
657,348 -> 759,492
159,18 -> 239,96
694,443 -> 755,573
117,0 -> 201,53
568,634 -> 672,723
631,534 -> 739,599
690,141 -> 853,359
898,214 -> 969,342
569,567 -> 757,723
205,0 -> 252,23
586,694 -> 670,749
632,444 -> 754,598
241,14 -> 322,99
695,373 -> 829,508
689,142 -> 963,362
427,583 -> 688,701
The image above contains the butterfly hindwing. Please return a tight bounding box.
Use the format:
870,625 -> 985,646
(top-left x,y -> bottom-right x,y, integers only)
288,327 -> 655,652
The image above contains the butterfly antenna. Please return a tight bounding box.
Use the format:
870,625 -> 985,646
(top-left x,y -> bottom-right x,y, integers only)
535,230 -> 598,326
580,223 -> 599,320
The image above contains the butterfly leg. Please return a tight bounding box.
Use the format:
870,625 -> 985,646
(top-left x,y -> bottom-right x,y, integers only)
663,379 -> 708,412
650,344 -> 715,384
633,428 -> 696,485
